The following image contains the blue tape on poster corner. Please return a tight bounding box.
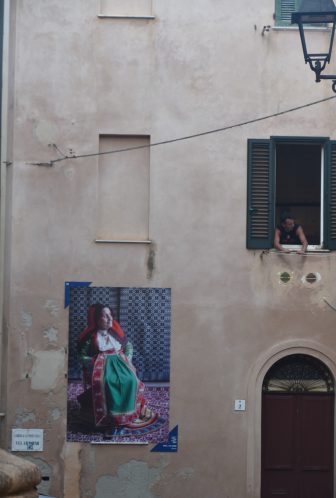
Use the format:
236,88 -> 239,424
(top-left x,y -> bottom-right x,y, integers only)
64,281 -> 92,308
151,425 -> 178,453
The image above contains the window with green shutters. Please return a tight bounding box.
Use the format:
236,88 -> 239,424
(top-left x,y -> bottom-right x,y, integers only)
275,0 -> 300,26
246,137 -> 336,250
274,0 -> 325,27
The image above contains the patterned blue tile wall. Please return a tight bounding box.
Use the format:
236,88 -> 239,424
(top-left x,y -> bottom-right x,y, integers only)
68,286 -> 171,383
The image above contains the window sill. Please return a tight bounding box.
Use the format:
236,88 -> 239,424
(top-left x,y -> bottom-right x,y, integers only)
272,25 -> 331,31
271,246 -> 330,253
97,14 -> 155,20
95,239 -> 152,244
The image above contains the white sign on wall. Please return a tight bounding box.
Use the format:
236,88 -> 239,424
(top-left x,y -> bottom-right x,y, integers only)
234,399 -> 246,411
11,429 -> 44,452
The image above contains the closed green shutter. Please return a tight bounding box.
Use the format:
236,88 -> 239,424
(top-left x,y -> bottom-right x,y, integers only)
325,140 -> 336,250
246,139 -> 274,249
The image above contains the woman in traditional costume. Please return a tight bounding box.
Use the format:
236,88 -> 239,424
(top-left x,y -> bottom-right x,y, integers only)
78,303 -> 154,427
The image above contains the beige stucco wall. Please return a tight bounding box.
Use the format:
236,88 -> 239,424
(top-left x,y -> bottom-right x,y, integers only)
2,1 -> 336,497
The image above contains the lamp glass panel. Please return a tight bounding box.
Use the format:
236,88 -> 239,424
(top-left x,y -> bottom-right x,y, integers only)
301,26 -> 334,59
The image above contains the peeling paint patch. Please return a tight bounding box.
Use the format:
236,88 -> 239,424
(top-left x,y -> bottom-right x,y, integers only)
30,350 -> 65,390
21,311 -> 32,329
15,407 -> 36,425
176,467 -> 194,480
44,300 -> 60,317
50,408 -> 61,420
95,460 -> 164,498
43,327 -> 59,343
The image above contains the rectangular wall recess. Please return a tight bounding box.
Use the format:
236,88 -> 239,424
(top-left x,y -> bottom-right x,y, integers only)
99,0 -> 153,17
97,135 -> 150,241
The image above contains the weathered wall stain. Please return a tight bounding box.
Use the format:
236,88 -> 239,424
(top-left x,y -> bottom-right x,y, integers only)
50,408 -> 61,421
30,350 -> 65,391
43,327 -> 59,343
147,244 -> 156,279
15,407 -> 36,425
20,311 -> 32,329
94,460 -> 166,498
175,467 -> 194,480
43,300 -> 60,318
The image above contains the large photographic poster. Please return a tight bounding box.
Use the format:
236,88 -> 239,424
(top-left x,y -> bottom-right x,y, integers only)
67,286 -> 171,443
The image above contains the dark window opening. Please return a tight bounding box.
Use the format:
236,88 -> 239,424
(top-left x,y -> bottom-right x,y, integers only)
275,143 -> 322,246
246,137 -> 336,250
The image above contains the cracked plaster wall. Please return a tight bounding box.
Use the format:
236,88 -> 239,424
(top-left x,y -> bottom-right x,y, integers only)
29,350 -> 65,391
94,460 -> 165,498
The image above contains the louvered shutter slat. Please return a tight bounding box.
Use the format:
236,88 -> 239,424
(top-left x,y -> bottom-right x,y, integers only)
275,0 -> 302,26
247,140 -> 273,249
281,0 -> 295,23
330,145 -> 336,239
325,141 -> 336,249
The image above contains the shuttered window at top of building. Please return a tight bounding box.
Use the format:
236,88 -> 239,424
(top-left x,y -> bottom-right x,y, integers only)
275,0 -> 298,26
246,138 -> 336,250
274,0 -> 326,26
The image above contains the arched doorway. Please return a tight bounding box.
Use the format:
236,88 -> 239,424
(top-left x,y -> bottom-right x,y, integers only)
261,354 -> 334,498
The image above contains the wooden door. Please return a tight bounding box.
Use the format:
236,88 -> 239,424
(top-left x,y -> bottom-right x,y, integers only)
261,393 -> 334,498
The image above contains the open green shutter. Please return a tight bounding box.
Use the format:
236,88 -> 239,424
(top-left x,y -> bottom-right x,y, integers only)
325,140 -> 336,250
247,139 -> 273,249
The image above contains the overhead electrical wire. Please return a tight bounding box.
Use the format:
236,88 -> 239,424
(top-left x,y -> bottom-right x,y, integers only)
30,94 -> 336,167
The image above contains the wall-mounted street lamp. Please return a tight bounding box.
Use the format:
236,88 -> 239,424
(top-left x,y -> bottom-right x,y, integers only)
292,0 -> 336,92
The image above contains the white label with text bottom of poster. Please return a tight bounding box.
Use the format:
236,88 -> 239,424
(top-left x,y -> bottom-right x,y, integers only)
12,429 -> 44,452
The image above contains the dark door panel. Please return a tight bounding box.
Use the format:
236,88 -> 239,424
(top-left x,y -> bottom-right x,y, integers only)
262,470 -> 298,497
262,393 -> 334,498
299,395 -> 334,470
300,471 -> 333,498
262,395 -> 296,470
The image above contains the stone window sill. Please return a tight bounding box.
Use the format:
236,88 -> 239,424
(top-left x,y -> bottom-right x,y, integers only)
95,239 -> 152,244
272,25 -> 331,32
97,15 -> 155,19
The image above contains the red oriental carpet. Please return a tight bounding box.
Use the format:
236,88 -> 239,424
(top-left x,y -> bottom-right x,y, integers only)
67,381 -> 169,443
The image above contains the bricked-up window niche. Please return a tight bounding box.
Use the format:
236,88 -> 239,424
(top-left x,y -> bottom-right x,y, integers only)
99,0 -> 153,18
97,135 -> 150,241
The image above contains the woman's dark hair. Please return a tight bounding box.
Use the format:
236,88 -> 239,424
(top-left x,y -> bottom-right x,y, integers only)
280,211 -> 294,224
